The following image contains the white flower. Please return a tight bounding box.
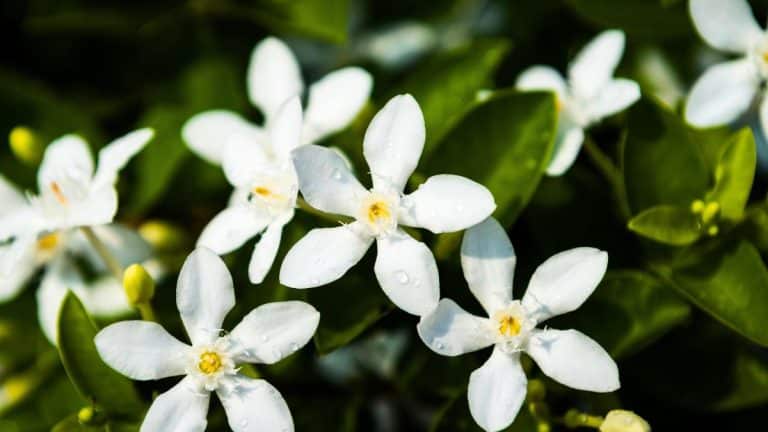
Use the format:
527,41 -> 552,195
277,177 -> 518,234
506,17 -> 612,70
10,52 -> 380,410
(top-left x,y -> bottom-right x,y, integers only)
0,129 -> 154,342
279,94 -> 496,316
685,0 -> 768,133
417,218 -> 619,432
182,37 -> 373,284
516,30 -> 640,176
95,248 -> 320,432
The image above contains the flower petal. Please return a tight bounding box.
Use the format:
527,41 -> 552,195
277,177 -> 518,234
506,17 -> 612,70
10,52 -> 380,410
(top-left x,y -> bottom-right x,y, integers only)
568,30 -> 626,101
81,277 -> 133,318
521,247 -> 608,323
73,223 -> 152,272
0,175 -> 26,217
280,222 -> 373,288
685,59 -> 759,128
222,129 -> 273,188
545,124 -> 584,177
93,128 -> 154,187
268,96 -> 304,159
197,206 -> 271,255
141,376 -> 209,432
67,185 -> 119,229
247,37 -> 304,121
468,348 -> 527,432
584,78 -> 640,122
177,248 -> 236,345
230,301 -> 319,364
303,67 -> 373,144
292,144 -> 367,217
374,231 -> 439,316
515,65 -> 567,98
363,94 -> 425,193
217,376 -> 294,432
37,134 -> 94,193
760,97 -> 768,144
525,329 -> 619,392
0,242 -> 37,302
417,299 -> 494,356
182,110 -> 263,165
398,174 -> 496,233
248,218 -> 288,284
690,0 -> 763,53
95,321 -> 191,380
460,217 -> 515,314
37,258 -> 83,344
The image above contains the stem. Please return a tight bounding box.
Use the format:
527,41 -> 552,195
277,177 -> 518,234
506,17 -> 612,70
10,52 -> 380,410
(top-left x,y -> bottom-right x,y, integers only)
136,303 -> 157,322
582,138 -> 632,221
296,197 -> 353,224
80,226 -> 123,280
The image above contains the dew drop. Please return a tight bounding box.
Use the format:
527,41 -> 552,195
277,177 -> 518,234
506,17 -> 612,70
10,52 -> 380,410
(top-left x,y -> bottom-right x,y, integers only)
261,335 -> 269,343
240,419 -> 249,429
436,342 -> 445,350
455,204 -> 464,213
289,342 -> 299,352
271,347 -> 282,360
400,196 -> 414,209
395,270 -> 409,284
331,169 -> 342,180
310,278 -> 319,285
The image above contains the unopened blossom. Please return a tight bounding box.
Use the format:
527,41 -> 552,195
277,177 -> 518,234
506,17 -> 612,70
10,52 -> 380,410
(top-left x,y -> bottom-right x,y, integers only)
516,30 -> 640,176
95,248 -> 320,432
417,218 -> 619,431
182,37 -> 372,284
685,0 -> 768,133
279,94 -> 496,316
0,129 -> 154,342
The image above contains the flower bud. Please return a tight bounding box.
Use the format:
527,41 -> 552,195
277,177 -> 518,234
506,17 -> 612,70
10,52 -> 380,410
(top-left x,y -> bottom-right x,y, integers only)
8,126 -> 42,165
139,220 -> 186,251
690,199 -> 705,214
701,201 -> 720,225
78,406 -> 106,426
123,264 -> 155,305
600,410 -> 651,432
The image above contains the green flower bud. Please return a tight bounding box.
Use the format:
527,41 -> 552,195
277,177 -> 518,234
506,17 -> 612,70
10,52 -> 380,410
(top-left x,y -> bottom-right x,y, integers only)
77,406 -> 106,426
139,220 -> 186,251
600,410 -> 651,432
8,126 -> 42,165
123,264 -> 155,305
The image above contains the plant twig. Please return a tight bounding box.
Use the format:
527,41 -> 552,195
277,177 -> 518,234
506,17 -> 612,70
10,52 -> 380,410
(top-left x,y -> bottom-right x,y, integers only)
80,226 -> 123,280
583,138 -> 632,221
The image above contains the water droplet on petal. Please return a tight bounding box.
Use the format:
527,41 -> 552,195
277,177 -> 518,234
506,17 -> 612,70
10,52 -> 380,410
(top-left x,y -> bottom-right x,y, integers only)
310,278 -> 319,285
395,270 -> 409,284
261,335 -> 269,342
455,204 -> 464,213
240,419 -> 249,429
289,342 -> 299,352
271,347 -> 282,360
436,342 -> 444,350
331,169 -> 342,180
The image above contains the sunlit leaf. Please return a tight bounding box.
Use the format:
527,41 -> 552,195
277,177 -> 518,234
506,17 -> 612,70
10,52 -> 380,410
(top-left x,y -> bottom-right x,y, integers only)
706,128 -> 756,221
627,205 -> 701,246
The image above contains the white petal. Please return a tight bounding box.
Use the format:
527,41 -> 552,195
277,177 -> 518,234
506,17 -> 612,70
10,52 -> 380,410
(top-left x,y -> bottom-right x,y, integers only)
0,242 -> 37,302
280,222 -> 373,288
374,231 -> 439,316
230,301 -> 319,364
521,248 -> 608,323
568,30 -> 626,101
515,65 -> 567,98
81,277 -> 133,317
760,97 -> 768,143
141,376 -> 209,432
73,223 -> 152,272
303,67 -> 373,144
37,135 -> 94,193
95,321 -> 191,380
0,175 -> 26,218
197,206 -> 271,255
417,299 -> 494,356
690,0 -> 763,53
363,94 -> 425,193
460,217 -> 515,314
177,248 -> 236,345
248,219 -> 286,284
292,145 -> 367,217
545,124 -> 584,177
468,348 -> 527,432
182,110 -> 263,165
526,329 -> 619,392
268,96 -> 303,159
222,130 -> 273,188
68,185 -> 119,229
247,37 -> 304,121
93,128 -> 154,187
584,78 -> 640,122
685,59 -> 759,127
217,376 -> 294,432
398,174 -> 496,233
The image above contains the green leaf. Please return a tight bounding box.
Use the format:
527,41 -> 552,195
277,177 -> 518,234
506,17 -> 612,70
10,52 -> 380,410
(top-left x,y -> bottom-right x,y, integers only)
706,128 -> 756,221
665,240 -> 768,347
57,292 -> 145,420
51,415 -> 101,432
397,39 -> 511,157
557,270 -> 690,358
565,0 -> 691,38
627,205 -> 701,246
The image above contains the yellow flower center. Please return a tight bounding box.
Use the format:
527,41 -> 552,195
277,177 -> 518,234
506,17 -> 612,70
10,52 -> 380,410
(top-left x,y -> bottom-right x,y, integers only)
253,186 -> 272,197
50,181 -> 68,205
37,232 -> 60,251
367,201 -> 391,224
762,50 -> 768,64
198,351 -> 222,375
498,315 -> 521,337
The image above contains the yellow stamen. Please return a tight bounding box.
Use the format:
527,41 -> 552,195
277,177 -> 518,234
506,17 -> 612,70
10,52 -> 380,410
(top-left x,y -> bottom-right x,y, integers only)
498,315 -> 521,337
367,201 -> 391,224
50,182 -> 68,205
198,351 -> 222,375
762,51 -> 768,64
37,233 -> 60,251
555,97 -> 564,112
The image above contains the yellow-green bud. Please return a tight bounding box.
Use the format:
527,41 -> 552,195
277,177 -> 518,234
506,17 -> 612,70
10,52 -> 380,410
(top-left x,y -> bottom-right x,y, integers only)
139,220 -> 185,251
527,379 -> 547,402
77,406 -> 105,426
599,410 -> 650,432
701,201 -> 720,225
564,409 -> 603,428
123,264 -> 155,305
690,199 -> 705,214
8,126 -> 42,165
707,225 -> 719,237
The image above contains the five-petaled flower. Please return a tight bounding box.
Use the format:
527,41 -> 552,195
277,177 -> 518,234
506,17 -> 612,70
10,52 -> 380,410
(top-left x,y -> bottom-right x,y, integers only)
279,94 -> 496,316
516,30 -> 640,176
95,248 -> 320,432
685,0 -> 768,134
182,37 -> 372,284
417,217 -> 619,432
0,129 -> 154,342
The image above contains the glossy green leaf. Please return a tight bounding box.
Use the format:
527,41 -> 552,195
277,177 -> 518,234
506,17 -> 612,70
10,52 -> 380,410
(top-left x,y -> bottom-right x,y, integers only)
706,128 -> 756,221
57,292 -> 145,420
398,39 -> 511,156
565,0 -> 691,38
249,0 -> 350,43
627,205 -> 701,246
51,415 -> 101,432
665,240 -> 768,347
